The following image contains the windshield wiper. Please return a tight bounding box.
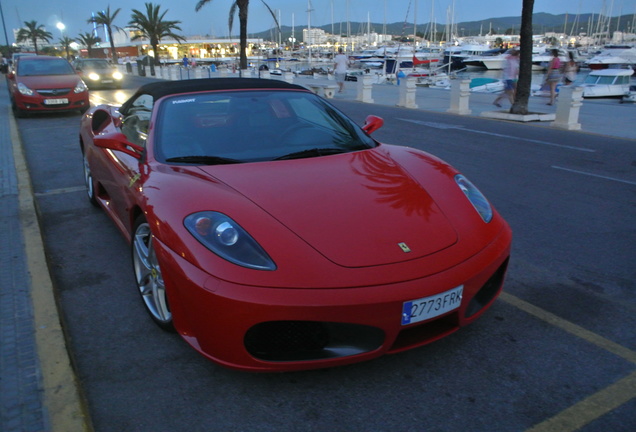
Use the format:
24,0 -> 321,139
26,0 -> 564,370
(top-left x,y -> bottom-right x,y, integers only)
164,155 -> 242,165
274,147 -> 347,161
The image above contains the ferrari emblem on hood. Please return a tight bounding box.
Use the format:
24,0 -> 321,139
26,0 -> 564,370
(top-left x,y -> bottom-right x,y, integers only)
398,242 -> 411,253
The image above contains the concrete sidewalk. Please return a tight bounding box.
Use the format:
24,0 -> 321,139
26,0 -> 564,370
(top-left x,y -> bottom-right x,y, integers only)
295,74 -> 635,140
0,78 -> 90,432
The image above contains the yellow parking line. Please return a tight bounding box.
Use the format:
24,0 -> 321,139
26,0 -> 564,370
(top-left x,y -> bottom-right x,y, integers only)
499,293 -> 636,431
525,370 -> 636,432
500,292 -> 636,365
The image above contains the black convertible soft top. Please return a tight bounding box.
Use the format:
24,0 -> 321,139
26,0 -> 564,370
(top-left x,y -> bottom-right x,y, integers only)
120,78 -> 308,113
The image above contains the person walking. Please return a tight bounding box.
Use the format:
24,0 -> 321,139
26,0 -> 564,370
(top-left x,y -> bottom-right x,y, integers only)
544,49 -> 562,105
493,49 -> 520,108
333,48 -> 349,93
562,51 -> 578,85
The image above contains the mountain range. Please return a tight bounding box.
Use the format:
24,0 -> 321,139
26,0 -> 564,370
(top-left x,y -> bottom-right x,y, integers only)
250,12 -> 636,41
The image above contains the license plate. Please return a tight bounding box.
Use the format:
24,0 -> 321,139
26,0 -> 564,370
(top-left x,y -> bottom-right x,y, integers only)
102,80 -> 113,83
401,285 -> 463,325
43,98 -> 68,105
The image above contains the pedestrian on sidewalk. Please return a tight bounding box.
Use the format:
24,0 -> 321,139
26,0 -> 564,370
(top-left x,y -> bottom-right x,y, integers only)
333,48 -> 349,93
544,49 -> 562,105
562,51 -> 578,85
493,49 -> 520,108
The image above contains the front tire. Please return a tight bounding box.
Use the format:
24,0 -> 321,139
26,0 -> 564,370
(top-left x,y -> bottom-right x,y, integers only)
132,216 -> 174,331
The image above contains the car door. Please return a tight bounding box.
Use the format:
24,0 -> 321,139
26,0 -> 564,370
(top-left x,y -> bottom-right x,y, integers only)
96,93 -> 154,235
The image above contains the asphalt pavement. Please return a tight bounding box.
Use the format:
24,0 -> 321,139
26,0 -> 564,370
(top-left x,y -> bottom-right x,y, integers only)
0,70 -> 634,432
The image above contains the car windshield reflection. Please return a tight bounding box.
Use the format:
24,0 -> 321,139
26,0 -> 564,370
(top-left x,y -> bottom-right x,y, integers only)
18,58 -> 76,76
155,90 -> 376,164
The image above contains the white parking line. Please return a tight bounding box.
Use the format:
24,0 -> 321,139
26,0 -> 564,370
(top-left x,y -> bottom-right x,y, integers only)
552,165 -> 636,186
398,118 -> 596,153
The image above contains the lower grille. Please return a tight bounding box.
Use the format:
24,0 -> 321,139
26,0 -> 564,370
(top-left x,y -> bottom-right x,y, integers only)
245,321 -> 384,362
465,258 -> 509,318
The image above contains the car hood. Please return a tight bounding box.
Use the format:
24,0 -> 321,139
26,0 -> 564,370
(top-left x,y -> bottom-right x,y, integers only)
196,148 -> 458,268
18,75 -> 80,89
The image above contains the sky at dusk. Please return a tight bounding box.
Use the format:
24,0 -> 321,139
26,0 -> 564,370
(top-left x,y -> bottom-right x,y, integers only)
0,0 -> 633,43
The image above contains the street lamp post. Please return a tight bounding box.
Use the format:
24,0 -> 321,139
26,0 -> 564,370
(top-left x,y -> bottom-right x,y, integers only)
0,0 -> 10,47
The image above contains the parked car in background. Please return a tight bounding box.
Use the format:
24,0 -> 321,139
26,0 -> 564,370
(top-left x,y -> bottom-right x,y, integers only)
7,55 -> 89,118
73,58 -> 123,89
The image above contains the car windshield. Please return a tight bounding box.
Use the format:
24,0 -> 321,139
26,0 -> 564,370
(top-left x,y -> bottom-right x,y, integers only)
155,90 -> 377,164
80,60 -> 111,69
18,58 -> 75,76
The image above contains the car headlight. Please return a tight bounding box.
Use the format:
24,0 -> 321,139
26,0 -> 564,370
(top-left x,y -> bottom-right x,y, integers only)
112,71 -> 123,80
455,174 -> 493,223
17,82 -> 33,96
74,80 -> 88,93
184,211 -> 276,270
88,72 -> 100,81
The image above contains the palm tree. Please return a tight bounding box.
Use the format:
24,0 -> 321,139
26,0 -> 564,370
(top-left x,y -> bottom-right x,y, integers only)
77,32 -> 102,58
511,0 -> 534,115
129,2 -> 186,65
58,36 -> 75,60
88,6 -> 123,63
15,20 -> 52,55
195,0 -> 279,70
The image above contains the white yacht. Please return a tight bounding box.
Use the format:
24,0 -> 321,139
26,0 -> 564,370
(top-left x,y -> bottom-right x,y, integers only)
580,68 -> 634,98
585,45 -> 636,70
463,49 -> 507,69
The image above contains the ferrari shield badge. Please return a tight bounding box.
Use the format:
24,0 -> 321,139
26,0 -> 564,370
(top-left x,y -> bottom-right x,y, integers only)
398,242 -> 411,253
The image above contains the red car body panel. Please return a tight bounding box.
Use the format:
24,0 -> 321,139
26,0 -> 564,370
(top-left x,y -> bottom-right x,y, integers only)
79,80 -> 512,371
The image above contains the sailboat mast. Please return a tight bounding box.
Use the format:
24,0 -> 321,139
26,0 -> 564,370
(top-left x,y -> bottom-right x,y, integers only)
414,0 -> 417,48
307,0 -> 313,64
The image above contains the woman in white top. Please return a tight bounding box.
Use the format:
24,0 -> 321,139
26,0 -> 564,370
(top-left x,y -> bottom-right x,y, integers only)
562,52 -> 578,85
333,48 -> 349,93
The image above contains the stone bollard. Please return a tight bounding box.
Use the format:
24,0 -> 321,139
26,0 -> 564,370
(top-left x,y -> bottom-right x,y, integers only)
194,67 -> 204,79
260,70 -> 271,79
396,76 -> 418,109
220,69 -> 228,78
551,86 -> 583,130
169,67 -> 179,81
154,67 -> 163,79
357,75 -> 374,103
447,79 -> 472,115
283,72 -> 294,84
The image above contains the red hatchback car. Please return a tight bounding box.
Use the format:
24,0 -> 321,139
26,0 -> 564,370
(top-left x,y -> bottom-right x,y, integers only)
80,78 -> 512,372
7,55 -> 89,117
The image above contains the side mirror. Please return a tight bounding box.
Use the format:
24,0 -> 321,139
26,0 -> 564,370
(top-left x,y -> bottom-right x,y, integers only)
362,115 -> 384,135
93,132 -> 144,160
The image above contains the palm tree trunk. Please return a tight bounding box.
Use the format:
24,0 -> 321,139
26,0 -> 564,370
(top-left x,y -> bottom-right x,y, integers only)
107,27 -> 118,63
152,41 -> 160,66
511,0 -> 534,115
239,5 -> 249,70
